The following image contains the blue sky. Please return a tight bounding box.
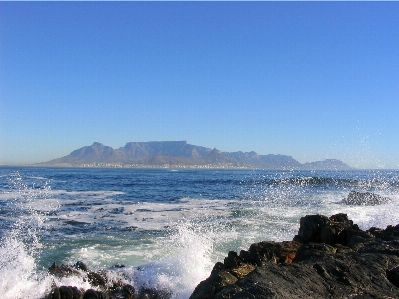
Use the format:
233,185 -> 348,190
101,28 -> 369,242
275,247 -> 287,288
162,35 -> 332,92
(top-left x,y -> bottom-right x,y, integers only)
1,2 -> 398,168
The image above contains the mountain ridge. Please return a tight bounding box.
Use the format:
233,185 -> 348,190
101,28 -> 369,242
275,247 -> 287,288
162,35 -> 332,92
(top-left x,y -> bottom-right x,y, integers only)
42,141 -> 353,170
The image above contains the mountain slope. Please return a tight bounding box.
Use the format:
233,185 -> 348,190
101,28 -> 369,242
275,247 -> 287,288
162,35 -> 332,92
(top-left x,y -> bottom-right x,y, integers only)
301,159 -> 353,170
43,141 -> 352,170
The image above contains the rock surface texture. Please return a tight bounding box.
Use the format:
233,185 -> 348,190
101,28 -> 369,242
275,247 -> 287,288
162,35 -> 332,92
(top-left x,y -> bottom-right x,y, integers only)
44,262 -> 164,299
190,213 -> 399,299
342,191 -> 390,205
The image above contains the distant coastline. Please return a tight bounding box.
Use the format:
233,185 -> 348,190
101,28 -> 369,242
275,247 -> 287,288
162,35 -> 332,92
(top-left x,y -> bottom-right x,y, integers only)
34,141 -> 353,171
6,162 -> 251,169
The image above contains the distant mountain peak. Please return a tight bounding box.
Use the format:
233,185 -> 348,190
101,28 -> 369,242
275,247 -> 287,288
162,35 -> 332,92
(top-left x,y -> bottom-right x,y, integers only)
41,141 -> 352,170
91,142 -> 105,148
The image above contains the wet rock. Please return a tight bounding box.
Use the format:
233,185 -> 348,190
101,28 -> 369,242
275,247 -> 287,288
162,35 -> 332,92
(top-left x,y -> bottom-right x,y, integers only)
48,262 -> 82,278
114,285 -> 135,299
46,262 -> 135,299
83,289 -> 108,299
45,286 -> 83,299
343,191 -> 390,205
191,214 -> 399,299
137,288 -> 171,299
87,271 -> 107,288
75,261 -> 89,272
189,271 -> 240,299
113,264 -> 126,269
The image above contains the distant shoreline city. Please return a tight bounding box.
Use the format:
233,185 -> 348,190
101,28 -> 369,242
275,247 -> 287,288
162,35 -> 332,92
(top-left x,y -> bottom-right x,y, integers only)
25,141 -> 354,171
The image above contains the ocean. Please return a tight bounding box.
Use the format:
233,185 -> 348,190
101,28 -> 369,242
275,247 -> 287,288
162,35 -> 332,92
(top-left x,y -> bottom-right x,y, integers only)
1,166 -> 398,299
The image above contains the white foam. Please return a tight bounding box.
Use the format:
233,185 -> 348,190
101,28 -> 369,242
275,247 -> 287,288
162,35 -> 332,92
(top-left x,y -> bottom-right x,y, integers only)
132,220 -> 218,299
0,238 -> 52,299
0,172 -> 59,299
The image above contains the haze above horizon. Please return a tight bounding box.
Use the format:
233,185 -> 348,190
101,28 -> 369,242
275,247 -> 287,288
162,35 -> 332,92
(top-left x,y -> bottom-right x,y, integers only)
1,2 -> 398,169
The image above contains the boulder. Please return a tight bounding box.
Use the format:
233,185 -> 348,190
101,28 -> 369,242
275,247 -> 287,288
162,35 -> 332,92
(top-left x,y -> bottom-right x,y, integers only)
45,262 -> 135,299
87,271 -> 107,288
45,286 -> 83,299
343,191 -> 390,205
137,287 -> 171,299
83,289 -> 108,299
48,262 -> 82,278
293,213 -> 361,246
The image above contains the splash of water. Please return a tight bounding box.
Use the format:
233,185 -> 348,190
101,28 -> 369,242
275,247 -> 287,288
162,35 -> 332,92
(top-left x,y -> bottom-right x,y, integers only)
131,216 -> 223,299
0,172 -> 55,298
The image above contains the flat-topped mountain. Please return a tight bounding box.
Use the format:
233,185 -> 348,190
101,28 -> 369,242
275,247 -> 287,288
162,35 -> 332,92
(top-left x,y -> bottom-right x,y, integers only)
42,141 -> 352,170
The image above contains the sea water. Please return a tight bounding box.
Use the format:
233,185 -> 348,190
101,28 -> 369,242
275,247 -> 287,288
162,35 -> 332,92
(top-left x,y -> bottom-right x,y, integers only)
1,167 -> 399,298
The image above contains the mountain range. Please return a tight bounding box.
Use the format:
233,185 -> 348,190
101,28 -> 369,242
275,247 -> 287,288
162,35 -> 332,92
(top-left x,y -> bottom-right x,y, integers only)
42,141 -> 353,170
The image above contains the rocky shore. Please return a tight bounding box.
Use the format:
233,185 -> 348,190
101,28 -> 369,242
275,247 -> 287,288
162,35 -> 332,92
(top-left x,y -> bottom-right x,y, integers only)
43,212 -> 399,299
190,213 -> 399,299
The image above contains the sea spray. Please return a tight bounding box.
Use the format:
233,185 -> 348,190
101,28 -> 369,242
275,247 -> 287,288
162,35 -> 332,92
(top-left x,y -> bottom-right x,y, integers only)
0,172 -> 56,298
132,217 -> 221,299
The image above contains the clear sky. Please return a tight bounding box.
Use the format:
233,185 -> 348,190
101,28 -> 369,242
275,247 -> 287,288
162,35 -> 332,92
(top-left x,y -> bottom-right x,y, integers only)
0,2 -> 398,169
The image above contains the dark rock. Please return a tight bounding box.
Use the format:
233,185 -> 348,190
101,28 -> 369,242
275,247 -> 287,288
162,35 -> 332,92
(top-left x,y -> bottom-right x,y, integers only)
87,271 -> 107,288
83,289 -> 108,299
217,253 -> 399,298
48,262 -> 81,278
45,262 -> 136,299
75,261 -> 88,272
368,224 -> 399,241
346,230 -> 375,250
46,286 -> 83,299
293,214 -> 330,243
334,244 -> 354,254
214,285 -> 243,299
356,239 -> 399,255
109,284 -> 136,299
113,264 -> 126,268
293,242 -> 337,262
224,251 -> 243,269
387,266 -> 399,287
189,271 -> 240,299
137,288 -> 171,299
293,213 -> 361,246
121,285 -> 136,299
343,191 -> 390,205
189,279 -> 216,299
191,214 -> 399,299
240,241 -> 300,265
